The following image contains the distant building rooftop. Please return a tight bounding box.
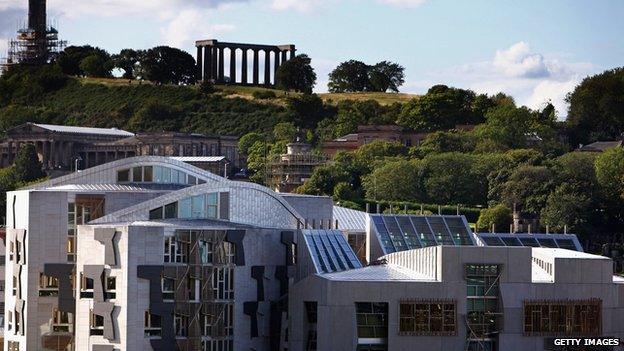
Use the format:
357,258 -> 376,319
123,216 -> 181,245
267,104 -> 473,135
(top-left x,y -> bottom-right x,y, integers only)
29,123 -> 134,137
577,140 -> 622,152
169,156 -> 228,163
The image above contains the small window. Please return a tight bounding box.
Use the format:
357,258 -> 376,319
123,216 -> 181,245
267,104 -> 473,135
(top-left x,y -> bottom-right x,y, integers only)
187,175 -> 197,185
106,277 -> 116,300
164,202 -> 178,219
162,277 -> 175,301
89,310 -> 104,335
133,167 -> 143,182
144,311 -> 162,337
117,169 -> 130,183
149,207 -> 164,220
144,166 -> 154,182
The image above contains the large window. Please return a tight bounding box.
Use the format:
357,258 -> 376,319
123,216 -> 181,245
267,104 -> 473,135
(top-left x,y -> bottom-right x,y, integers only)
150,193 -> 221,221
399,300 -> 456,335
465,264 -> 501,340
164,237 -> 188,263
213,267 -> 234,300
52,308 -> 73,333
523,299 -> 602,336
162,277 -> 175,301
356,302 -> 388,350
174,314 -> 188,337
118,165 -> 200,185
89,310 -> 104,336
39,273 -> 59,297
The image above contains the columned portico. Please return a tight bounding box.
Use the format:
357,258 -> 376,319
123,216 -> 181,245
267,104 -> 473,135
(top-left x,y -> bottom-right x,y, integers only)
195,39 -> 296,87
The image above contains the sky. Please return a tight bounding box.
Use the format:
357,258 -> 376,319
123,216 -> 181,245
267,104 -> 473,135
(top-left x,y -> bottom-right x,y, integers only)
1,0 -> 623,118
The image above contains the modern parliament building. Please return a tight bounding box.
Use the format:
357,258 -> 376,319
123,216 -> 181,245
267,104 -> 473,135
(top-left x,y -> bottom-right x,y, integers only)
4,156 -> 624,351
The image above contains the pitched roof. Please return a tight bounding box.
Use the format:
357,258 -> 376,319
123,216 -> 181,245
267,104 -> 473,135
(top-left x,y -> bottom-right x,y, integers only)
30,123 -> 134,137
577,140 -> 622,152
169,156 -> 228,163
333,206 -> 366,232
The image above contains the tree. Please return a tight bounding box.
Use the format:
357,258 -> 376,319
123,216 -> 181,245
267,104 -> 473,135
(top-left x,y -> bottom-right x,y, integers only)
541,184 -> 592,235
474,103 -> 534,149
362,159 -> 423,201
411,130 -> 476,156
500,165 -> 554,215
13,144 -> 45,182
566,67 -> 624,145
57,46 -> 111,76
275,54 -> 316,94
476,204 -> 512,232
79,54 -> 113,78
397,85 -> 478,131
595,147 -> 624,202
286,94 -> 332,129
113,49 -> 144,79
273,122 -> 298,142
140,46 -> 196,85
368,61 -> 405,92
238,132 -> 265,155
421,152 -> 485,206
328,60 -> 371,93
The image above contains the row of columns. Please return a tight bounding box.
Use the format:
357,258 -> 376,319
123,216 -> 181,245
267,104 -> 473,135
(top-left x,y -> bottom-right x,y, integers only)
197,45 -> 296,86
1,140 -> 75,169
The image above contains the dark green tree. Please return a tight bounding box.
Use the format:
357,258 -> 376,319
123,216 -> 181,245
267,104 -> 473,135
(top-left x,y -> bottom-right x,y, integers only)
57,46 -> 111,76
362,159 -> 423,201
476,204 -> 512,232
113,49 -> 144,79
275,54 -> 317,94
140,46 -> 196,85
566,67 -> 624,145
79,54 -> 114,78
127,101 -> 183,131
286,94 -> 332,129
328,60 -> 371,92
13,144 -> 45,182
500,165 -> 554,215
398,85 -> 478,131
368,61 -> 405,93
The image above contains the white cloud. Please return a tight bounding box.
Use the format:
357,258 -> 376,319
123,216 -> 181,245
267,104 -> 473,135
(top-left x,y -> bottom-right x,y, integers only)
162,9 -> 235,48
414,41 -> 596,118
378,0 -> 426,8
270,0 -> 329,12
493,41 -> 549,78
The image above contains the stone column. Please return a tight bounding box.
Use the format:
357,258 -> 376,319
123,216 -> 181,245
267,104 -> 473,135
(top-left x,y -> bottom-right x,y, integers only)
241,49 -> 248,84
264,50 -> 271,85
274,49 -> 280,81
212,46 -> 218,80
204,47 -> 212,81
281,50 -> 287,64
196,46 -> 203,81
50,141 -> 56,168
7,141 -> 13,163
43,141 -> 50,169
252,49 -> 259,85
229,47 -> 237,84
290,47 -> 296,59
218,47 -> 225,83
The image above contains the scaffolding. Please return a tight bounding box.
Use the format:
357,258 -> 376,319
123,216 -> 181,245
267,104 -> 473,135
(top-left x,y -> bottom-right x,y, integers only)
267,151 -> 328,193
1,0 -> 67,72
464,264 -> 504,351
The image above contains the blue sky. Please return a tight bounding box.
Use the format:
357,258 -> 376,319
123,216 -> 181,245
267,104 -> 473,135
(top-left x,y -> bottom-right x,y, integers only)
1,0 -> 623,117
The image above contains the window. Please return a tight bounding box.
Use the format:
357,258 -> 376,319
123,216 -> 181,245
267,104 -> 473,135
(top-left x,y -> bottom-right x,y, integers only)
305,302 -> 318,350
162,277 -> 175,301
15,310 -> 21,333
523,299 -> 601,336
399,301 -> 456,335
144,311 -> 162,337
213,267 -> 234,300
133,167 -> 143,182
39,273 -> 59,297
164,202 -> 178,219
7,310 -> 12,331
7,341 -> 19,351
142,166 -> 153,182
117,169 -> 130,182
149,207 -> 164,220
0,280 -> 4,292
164,237 -> 187,263
199,240 -> 213,264
12,276 -> 17,296
465,264 -> 501,340
9,241 -> 14,261
207,193 -> 218,218
174,314 -> 188,337
67,202 -> 77,262
106,277 -> 116,300
355,302 -> 388,347
52,308 -> 73,333
202,339 -> 234,351
188,278 -> 200,302
0,255 -> 5,265
80,273 -> 94,299
89,310 -> 104,335
192,195 -> 206,218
